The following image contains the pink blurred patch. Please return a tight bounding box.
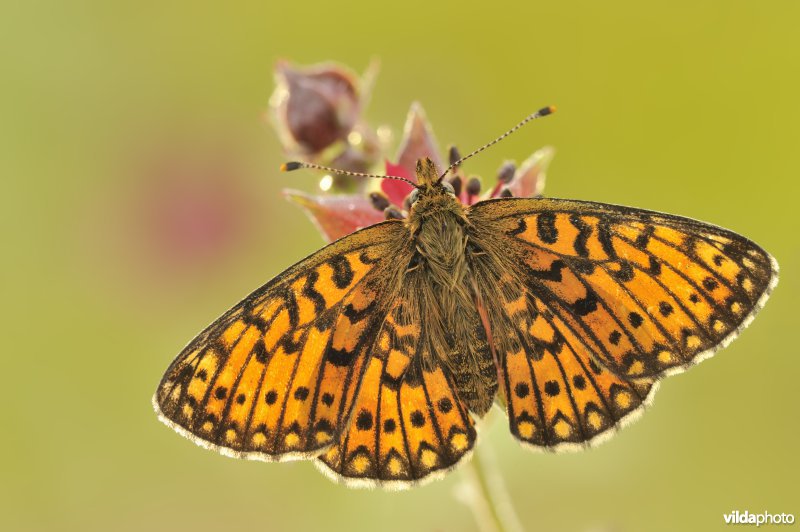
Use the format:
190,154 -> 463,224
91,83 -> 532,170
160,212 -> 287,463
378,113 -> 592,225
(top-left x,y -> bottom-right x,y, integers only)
97,138 -> 263,289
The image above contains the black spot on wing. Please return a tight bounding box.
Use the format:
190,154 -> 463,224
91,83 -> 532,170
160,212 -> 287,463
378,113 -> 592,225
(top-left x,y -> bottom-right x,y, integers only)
628,312 -> 644,328
611,261 -> 635,282
358,250 -> 381,265
573,291 -> 599,316
253,338 -> 269,363
283,287 -> 300,329
302,271 -> 326,315
437,398 -> 453,413
327,347 -> 356,367
569,215 -> 592,257
321,392 -> 334,406
598,218 -> 617,258
508,217 -> 527,236
537,212 -> 558,244
328,256 -> 354,289
356,410 -> 373,430
527,260 -> 566,282
515,382 -> 530,398
569,258 -> 596,275
634,225 -> 654,248
264,390 -> 278,404
381,372 -> 402,391
543,380 -> 560,397
315,418 -> 334,435
293,386 -> 309,400
648,256 -> 662,275
609,330 -> 622,345
342,300 -> 377,323
279,329 -> 304,355
241,301 -> 269,330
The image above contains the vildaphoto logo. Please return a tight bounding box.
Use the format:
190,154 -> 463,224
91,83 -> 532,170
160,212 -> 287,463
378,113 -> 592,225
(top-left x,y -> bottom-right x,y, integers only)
724,510 -> 795,526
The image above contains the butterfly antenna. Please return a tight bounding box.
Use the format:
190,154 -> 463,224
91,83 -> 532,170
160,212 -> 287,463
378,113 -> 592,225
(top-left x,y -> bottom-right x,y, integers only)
438,105 -> 556,181
280,161 -> 419,188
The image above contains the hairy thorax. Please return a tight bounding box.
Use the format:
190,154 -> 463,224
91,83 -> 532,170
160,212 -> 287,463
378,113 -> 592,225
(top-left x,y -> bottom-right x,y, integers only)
411,201 -> 469,287
406,195 -> 498,414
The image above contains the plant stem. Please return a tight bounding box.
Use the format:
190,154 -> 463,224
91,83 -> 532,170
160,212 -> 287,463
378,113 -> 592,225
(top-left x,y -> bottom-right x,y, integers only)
456,438 -> 524,532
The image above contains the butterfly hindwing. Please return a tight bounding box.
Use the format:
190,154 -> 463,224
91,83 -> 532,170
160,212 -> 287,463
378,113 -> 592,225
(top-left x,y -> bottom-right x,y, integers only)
317,297 -> 477,487
469,197 -> 778,381
153,221 -> 410,460
497,286 -> 657,449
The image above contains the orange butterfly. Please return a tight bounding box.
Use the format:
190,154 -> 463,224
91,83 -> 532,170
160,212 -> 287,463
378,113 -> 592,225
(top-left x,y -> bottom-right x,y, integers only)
154,107 -> 778,488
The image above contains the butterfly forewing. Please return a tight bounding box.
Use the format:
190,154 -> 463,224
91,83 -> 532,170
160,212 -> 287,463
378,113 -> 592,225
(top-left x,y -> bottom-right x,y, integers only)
154,221 -> 411,461
469,197 -> 778,381
463,197 -> 776,450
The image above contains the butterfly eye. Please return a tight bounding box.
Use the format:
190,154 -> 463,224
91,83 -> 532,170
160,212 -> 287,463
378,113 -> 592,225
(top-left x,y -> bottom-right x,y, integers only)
408,188 -> 420,205
441,181 -> 456,196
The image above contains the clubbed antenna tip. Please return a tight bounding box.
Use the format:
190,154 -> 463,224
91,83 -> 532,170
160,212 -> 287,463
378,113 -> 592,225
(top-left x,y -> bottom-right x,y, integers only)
280,161 -> 303,172
438,105 -> 557,182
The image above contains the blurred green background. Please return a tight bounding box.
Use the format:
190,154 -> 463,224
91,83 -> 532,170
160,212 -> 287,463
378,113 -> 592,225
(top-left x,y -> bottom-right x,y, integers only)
2,1 -> 798,531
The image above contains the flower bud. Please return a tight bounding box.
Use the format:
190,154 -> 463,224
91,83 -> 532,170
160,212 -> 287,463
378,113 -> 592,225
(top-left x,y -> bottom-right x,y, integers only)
369,191 -> 391,211
496,161 -> 516,184
448,145 -> 462,166
271,61 -> 361,154
384,206 -> 405,220
448,175 -> 463,197
466,176 -> 482,196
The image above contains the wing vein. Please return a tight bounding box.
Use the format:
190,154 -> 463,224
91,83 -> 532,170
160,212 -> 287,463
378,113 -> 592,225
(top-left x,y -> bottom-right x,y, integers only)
549,342 -> 589,441
595,261 -> 682,351
420,366 -> 448,460
643,232 -> 747,316
537,309 -> 619,417
512,325 -> 549,444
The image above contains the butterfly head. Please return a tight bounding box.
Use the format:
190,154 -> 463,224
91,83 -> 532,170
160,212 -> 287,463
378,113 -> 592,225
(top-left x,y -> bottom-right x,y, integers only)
414,157 -> 441,188
408,157 -> 457,197
405,157 -> 462,228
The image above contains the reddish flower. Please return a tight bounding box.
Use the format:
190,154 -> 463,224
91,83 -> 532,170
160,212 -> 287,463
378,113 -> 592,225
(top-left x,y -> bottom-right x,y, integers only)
281,189 -> 385,243
272,61 -> 556,242
370,104 -> 555,222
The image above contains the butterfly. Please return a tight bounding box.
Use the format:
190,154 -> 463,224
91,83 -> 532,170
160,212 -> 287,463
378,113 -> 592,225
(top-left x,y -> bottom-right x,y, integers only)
153,106 -> 778,489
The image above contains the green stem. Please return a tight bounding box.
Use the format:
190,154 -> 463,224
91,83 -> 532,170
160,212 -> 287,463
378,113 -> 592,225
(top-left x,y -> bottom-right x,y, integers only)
456,438 -> 524,532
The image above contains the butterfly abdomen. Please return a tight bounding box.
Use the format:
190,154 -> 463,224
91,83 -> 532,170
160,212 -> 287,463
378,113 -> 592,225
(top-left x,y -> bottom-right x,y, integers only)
445,308 -> 498,416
